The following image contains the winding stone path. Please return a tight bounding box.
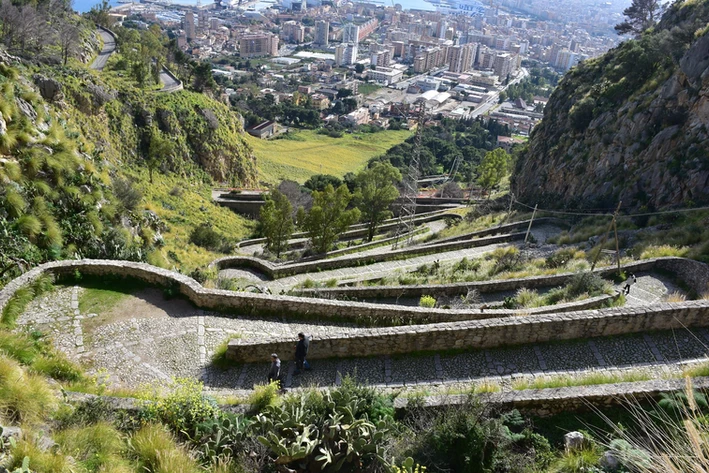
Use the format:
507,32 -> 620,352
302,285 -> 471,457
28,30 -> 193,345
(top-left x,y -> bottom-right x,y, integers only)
222,225 -> 560,291
15,274 -> 697,397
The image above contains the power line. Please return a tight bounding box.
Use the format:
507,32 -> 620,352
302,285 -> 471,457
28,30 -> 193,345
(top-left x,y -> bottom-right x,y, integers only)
511,199 -> 709,219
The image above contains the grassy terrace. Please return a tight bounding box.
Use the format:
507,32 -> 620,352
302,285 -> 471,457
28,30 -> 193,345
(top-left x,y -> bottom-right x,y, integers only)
248,129 -> 412,184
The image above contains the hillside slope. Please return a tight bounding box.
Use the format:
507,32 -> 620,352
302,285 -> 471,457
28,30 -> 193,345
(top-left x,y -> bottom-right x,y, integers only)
514,0 -> 709,210
0,47 -> 258,286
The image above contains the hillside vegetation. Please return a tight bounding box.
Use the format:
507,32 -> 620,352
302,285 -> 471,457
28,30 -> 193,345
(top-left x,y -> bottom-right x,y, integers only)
0,32 -> 258,285
514,0 -> 709,209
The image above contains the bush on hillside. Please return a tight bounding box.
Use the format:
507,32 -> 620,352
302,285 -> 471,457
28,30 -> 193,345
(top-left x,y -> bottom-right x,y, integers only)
189,223 -> 231,252
112,176 -> 143,211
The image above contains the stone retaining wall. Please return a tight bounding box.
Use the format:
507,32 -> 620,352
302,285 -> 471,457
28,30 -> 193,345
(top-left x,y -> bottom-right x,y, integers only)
65,377 -> 709,418
226,298 -> 709,362
422,217 -> 569,246
393,377 -> 709,417
1,260 -> 603,327
234,210 -> 456,250
297,258 -> 706,300
212,232 -> 523,278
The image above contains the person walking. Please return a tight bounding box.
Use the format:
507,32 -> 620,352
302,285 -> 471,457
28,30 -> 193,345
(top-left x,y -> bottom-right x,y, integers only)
294,332 -> 307,374
267,353 -> 282,389
622,273 -> 637,294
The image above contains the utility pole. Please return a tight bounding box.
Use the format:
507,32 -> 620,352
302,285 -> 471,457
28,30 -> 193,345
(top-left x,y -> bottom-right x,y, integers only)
393,104 -> 426,249
591,201 -> 622,271
524,203 -> 537,244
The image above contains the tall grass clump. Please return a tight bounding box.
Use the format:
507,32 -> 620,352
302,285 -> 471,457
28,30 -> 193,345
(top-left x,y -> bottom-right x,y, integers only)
247,381 -> 282,413
0,355 -> 57,424
591,379 -> 709,472
7,439 -> 70,473
131,423 -> 201,473
640,244 -> 688,259
54,422 -> 130,473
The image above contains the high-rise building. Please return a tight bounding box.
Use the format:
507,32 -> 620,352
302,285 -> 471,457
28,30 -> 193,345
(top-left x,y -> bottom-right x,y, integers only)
448,43 -> 476,73
343,23 -> 360,45
281,21 -> 305,43
198,10 -> 208,31
315,20 -> 329,46
183,11 -> 195,40
240,33 -> 279,57
370,50 -> 391,67
335,43 -> 358,65
493,52 -> 512,80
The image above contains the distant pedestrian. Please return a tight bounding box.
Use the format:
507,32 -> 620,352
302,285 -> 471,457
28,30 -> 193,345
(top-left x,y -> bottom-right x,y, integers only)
268,353 -> 282,389
294,332 -> 308,374
623,273 -> 637,294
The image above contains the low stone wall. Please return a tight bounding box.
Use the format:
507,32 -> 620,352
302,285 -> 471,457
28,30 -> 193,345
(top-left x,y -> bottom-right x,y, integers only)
296,260 -> 663,300
226,299 -> 709,362
423,217 -> 569,246
393,377 -> 709,417
0,259 -> 577,327
66,378 -> 709,419
234,210 -> 456,250
213,232 -> 523,279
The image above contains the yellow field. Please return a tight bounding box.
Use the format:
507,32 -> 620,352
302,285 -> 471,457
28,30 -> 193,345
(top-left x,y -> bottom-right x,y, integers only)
248,129 -> 412,184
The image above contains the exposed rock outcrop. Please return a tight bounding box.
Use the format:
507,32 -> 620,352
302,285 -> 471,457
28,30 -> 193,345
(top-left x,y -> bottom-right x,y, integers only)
514,0 -> 709,209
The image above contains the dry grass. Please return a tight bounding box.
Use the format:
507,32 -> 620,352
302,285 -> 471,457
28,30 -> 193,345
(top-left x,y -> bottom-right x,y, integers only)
592,378 -> 709,473
665,291 -> 687,302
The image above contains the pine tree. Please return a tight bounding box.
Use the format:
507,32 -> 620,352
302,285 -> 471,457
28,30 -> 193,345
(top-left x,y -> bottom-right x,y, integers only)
615,0 -> 662,36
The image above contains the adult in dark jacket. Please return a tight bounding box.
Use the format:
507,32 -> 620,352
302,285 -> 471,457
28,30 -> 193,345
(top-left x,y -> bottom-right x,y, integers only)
268,353 -> 282,388
295,333 -> 307,374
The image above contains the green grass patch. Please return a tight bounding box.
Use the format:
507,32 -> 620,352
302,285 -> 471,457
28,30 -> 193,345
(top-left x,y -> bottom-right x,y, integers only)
511,370 -> 652,391
358,83 -> 382,96
129,169 -> 256,272
249,129 -> 411,184
1,274 -> 55,328
77,278 -> 145,315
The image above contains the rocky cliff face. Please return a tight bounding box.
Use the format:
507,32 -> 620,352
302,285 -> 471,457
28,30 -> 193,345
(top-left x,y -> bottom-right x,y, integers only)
514,0 -> 709,210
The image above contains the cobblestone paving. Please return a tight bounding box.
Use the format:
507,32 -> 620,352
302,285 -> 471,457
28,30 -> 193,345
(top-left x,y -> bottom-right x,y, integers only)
221,225 -> 562,291
15,271 -> 703,396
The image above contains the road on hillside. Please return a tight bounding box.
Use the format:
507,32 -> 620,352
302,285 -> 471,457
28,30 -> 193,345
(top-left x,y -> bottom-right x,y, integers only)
90,28 -> 116,71
159,68 -> 181,91
471,67 -> 530,118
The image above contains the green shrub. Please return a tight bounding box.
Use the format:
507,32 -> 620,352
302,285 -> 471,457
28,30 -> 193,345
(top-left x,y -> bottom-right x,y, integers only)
112,176 -> 143,211
514,288 -> 543,308
247,381 -> 281,413
140,378 -> 219,433
419,295 -> 436,308
545,248 -> 581,269
189,223 -> 225,251
565,272 -> 610,298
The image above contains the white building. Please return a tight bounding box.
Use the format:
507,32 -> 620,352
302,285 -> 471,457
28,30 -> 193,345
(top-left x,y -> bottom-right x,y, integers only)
367,66 -> 403,85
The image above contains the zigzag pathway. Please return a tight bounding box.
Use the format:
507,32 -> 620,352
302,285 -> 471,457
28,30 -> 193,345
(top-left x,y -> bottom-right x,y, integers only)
221,224 -> 560,291
15,274 -> 695,396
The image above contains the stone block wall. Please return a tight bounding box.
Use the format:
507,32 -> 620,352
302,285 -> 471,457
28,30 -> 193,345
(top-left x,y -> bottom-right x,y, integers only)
212,232 -> 524,278
393,377 -> 709,417
226,300 -> 709,362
